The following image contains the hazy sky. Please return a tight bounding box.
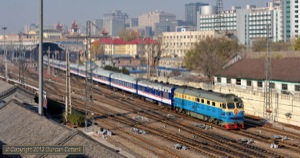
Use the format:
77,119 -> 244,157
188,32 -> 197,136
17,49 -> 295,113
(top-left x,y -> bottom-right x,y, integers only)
0,0 -> 270,33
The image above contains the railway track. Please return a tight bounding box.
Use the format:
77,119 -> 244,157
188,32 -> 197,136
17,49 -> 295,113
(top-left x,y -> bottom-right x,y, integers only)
2,66 -> 300,157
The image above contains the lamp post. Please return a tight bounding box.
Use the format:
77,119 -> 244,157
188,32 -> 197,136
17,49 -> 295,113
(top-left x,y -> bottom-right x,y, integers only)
2,27 -> 8,82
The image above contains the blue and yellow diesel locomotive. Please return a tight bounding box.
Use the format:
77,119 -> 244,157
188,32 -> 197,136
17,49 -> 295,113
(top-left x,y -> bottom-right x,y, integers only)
174,87 -> 244,129
44,57 -> 244,129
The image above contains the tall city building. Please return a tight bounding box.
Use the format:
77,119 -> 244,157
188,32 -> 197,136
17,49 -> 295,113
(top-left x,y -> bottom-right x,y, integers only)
23,24 -> 38,33
185,2 -> 209,26
103,10 -> 128,37
281,0 -> 300,40
138,11 -> 176,35
197,0 -> 300,45
92,19 -> 103,36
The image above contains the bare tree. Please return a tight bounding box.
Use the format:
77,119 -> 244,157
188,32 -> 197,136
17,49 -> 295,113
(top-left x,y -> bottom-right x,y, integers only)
184,37 -> 240,80
119,29 -> 140,41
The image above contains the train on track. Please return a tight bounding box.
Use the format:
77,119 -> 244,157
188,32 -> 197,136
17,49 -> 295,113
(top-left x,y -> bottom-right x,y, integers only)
44,57 -> 244,129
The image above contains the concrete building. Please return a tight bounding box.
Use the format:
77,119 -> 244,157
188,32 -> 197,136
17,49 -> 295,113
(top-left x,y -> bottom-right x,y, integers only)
281,0 -> 300,40
95,38 -> 158,58
197,0 -> 300,45
213,58 -> 300,126
138,11 -> 176,35
125,18 -> 139,28
103,10 -> 128,37
161,30 -> 221,58
69,20 -> 80,36
185,2 -> 209,26
23,24 -> 38,34
92,19 -> 103,36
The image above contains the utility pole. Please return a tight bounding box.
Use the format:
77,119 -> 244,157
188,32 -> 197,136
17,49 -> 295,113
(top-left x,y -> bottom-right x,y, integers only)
85,21 -> 94,132
65,47 -> 72,121
47,47 -> 50,75
38,0 -> 44,115
263,24 -> 273,121
18,32 -> 25,83
2,27 -> 8,82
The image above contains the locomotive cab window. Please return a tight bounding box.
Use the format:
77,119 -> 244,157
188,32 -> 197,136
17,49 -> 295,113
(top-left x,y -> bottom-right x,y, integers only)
222,103 -> 226,109
237,103 -> 243,108
227,103 -> 235,109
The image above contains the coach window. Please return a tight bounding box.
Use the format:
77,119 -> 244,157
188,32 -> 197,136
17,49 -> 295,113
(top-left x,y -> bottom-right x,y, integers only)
212,102 -> 215,106
201,99 -> 204,103
196,98 -> 200,102
207,100 -> 210,105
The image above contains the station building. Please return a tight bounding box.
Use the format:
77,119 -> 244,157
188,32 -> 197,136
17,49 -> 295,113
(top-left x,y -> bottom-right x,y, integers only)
214,58 -> 300,95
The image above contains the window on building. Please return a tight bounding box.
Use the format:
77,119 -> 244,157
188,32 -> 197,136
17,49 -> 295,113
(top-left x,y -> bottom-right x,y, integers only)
258,81 -> 263,87
236,79 -> 241,85
247,80 -> 252,86
282,84 -> 288,90
217,77 -> 221,83
270,82 -> 275,89
227,78 -> 231,84
295,85 -> 300,91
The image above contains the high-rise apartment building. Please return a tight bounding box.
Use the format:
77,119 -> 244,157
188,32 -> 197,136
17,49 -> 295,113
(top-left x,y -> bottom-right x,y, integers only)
281,0 -> 300,40
197,0 -> 299,45
185,2 -> 208,26
92,19 -> 103,36
103,10 -> 128,37
138,11 -> 176,34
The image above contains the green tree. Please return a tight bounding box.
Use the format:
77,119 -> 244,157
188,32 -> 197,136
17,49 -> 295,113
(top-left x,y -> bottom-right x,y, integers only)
184,37 -> 240,80
294,37 -> 300,50
119,29 -> 139,41
65,111 -> 85,127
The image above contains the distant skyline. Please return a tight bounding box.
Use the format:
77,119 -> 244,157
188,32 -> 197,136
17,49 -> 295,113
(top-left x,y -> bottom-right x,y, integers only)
0,0 -> 270,33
